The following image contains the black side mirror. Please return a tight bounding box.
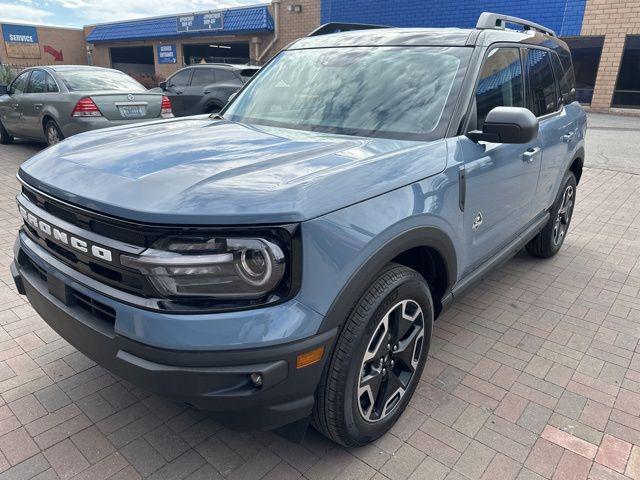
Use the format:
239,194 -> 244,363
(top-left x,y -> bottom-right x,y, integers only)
159,81 -> 167,91
467,106 -> 539,144
0,85 -> 8,95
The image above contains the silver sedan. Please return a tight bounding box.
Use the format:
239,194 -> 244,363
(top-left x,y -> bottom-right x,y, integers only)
0,65 -> 173,146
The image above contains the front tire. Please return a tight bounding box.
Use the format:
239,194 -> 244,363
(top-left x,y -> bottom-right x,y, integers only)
0,120 -> 13,145
313,264 -> 433,446
526,171 -> 577,258
44,119 -> 64,146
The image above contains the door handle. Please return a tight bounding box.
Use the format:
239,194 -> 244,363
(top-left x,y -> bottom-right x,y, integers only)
11,104 -> 18,110
174,90 -> 183,95
522,147 -> 541,163
34,104 -> 42,110
561,132 -> 576,143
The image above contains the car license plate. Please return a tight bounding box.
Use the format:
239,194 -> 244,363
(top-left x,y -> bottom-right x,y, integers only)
118,105 -> 145,118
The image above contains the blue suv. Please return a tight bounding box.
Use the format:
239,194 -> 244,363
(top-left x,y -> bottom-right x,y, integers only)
11,13 -> 585,446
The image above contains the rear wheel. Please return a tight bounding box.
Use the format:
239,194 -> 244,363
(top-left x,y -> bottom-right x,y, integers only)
313,264 -> 433,446
0,120 -> 13,145
44,119 -> 64,146
526,171 -> 577,258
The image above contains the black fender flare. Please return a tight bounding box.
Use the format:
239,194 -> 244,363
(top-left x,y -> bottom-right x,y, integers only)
318,226 -> 457,334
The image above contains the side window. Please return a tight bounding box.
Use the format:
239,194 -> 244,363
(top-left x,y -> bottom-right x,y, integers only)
526,49 -> 558,117
168,69 -> 192,87
45,73 -> 59,93
474,47 -> 523,129
215,69 -> 237,83
550,53 -> 569,106
9,71 -> 30,95
27,70 -> 46,93
191,68 -> 215,86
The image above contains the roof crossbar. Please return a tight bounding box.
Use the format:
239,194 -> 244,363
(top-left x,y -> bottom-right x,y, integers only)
308,22 -> 390,37
476,12 -> 556,37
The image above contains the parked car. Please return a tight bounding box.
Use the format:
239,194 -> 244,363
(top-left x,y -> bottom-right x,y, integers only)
159,64 -> 258,116
0,66 -> 172,146
12,13 -> 584,446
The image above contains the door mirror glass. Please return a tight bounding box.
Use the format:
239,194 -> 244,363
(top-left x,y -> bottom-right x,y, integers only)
467,106 -> 539,144
0,85 -> 7,95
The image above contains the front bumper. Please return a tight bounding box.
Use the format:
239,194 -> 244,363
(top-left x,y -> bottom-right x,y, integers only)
12,234 -> 335,431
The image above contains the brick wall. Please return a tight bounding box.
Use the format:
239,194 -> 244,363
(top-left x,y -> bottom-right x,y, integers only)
581,0 -> 640,112
320,0 -> 587,36
0,24 -> 86,67
264,0 -> 321,61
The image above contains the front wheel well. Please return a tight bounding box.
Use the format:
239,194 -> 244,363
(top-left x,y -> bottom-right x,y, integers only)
391,246 -> 449,318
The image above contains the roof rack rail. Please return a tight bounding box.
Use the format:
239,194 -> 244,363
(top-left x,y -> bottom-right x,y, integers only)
308,22 -> 390,37
476,12 -> 556,37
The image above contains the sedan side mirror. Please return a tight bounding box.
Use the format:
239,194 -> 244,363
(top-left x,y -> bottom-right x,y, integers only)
159,81 -> 167,91
0,85 -> 8,95
467,106 -> 539,144
228,91 -> 238,103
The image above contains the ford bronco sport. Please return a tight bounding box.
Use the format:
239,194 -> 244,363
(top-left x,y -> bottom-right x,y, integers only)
11,13 -> 585,446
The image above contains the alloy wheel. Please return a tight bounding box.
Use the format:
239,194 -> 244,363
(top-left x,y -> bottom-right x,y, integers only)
553,184 -> 574,246
47,124 -> 61,145
357,299 -> 425,422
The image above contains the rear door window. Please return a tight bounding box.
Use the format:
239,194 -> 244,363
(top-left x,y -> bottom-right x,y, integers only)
474,47 -> 524,129
526,49 -> 558,117
215,69 -> 237,83
26,70 -> 46,93
191,68 -> 215,86
45,73 -> 59,93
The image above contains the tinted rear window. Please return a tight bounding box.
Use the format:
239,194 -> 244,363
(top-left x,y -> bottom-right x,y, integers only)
58,70 -> 147,92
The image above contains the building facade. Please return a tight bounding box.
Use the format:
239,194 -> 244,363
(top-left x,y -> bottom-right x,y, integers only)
2,0 -> 639,113
0,23 -> 85,69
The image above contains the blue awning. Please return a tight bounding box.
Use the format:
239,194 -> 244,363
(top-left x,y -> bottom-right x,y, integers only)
86,5 -> 274,43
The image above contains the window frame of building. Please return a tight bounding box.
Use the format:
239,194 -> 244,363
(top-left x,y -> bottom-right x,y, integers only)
524,47 -> 559,118
560,36 -> 604,106
612,35 -> 640,109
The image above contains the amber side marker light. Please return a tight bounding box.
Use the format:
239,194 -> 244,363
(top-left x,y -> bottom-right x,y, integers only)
296,346 -> 325,369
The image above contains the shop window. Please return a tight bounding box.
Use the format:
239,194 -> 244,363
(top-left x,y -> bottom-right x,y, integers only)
561,36 -> 603,105
612,36 -> 640,108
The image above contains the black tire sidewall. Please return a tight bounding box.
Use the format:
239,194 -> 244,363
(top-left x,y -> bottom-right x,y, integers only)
343,275 -> 433,443
0,120 -> 12,144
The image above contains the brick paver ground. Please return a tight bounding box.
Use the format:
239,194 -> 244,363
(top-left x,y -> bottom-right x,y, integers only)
0,132 -> 639,479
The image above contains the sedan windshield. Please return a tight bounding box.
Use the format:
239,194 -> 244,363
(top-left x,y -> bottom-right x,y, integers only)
58,70 -> 147,92
225,46 -> 469,140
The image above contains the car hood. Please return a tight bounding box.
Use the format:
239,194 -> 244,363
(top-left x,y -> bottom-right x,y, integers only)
19,116 -> 448,225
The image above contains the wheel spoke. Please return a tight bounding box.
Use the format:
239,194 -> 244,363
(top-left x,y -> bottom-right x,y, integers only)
393,325 -> 424,372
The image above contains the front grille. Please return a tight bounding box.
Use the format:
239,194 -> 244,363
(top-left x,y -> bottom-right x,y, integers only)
19,252 -> 116,324
70,290 -> 116,323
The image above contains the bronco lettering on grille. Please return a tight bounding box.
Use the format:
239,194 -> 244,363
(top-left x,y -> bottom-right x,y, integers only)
19,205 -> 113,262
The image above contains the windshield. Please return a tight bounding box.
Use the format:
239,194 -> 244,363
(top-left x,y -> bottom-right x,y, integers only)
225,46 -> 469,140
58,69 -> 147,92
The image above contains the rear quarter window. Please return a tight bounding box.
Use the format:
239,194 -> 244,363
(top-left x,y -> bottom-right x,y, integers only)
526,49 -> 558,117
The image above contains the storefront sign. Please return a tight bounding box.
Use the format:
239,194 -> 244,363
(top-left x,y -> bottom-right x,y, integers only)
176,12 -> 223,32
2,24 -> 40,59
157,44 -> 177,64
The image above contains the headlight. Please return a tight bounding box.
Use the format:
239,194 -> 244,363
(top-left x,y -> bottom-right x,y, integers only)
120,236 -> 286,300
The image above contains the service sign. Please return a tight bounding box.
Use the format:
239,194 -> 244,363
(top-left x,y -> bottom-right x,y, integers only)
176,11 -> 223,32
157,44 -> 177,64
2,24 -> 40,59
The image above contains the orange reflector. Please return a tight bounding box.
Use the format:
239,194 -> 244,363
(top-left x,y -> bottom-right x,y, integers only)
296,346 -> 325,369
